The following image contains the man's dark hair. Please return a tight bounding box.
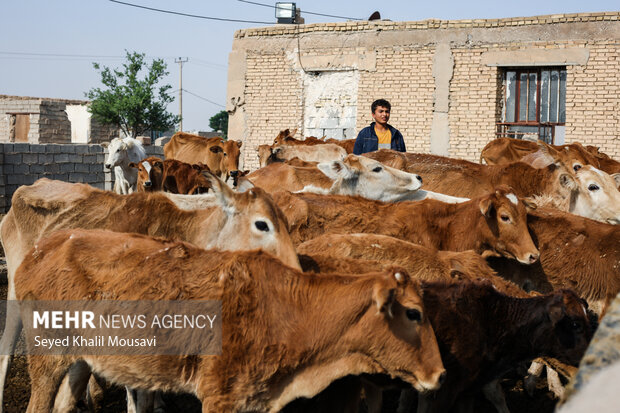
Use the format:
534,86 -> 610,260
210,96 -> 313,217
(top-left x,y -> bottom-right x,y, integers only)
371,99 -> 391,113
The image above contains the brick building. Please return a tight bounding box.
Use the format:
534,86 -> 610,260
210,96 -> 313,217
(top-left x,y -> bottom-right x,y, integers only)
226,12 -> 620,170
0,95 -> 117,144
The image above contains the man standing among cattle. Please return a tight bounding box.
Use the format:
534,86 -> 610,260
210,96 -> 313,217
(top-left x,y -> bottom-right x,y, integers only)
353,99 -> 406,155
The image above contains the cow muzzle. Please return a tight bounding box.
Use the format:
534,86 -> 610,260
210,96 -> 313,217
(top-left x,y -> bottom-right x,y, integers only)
229,170 -> 240,178
143,181 -> 152,188
104,163 -> 111,169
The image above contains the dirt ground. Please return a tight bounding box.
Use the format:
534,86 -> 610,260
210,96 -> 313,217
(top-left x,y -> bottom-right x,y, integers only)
0,259 -> 558,412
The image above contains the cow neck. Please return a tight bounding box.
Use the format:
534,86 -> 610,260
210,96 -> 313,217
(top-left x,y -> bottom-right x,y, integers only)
492,163 -> 550,197
185,205 -> 229,249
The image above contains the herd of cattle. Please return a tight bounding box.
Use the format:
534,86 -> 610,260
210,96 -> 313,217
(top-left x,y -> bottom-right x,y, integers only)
0,130 -> 619,412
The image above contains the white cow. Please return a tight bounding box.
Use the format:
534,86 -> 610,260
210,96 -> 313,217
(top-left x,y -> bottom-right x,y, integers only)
104,137 -> 147,194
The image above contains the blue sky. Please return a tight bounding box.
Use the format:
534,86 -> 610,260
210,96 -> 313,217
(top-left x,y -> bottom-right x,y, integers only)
1,0 -> 617,132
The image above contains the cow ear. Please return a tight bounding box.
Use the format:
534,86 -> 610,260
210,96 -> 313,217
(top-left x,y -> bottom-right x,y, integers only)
547,294 -> 566,325
126,140 -> 134,149
236,140 -> 243,148
521,197 -> 538,212
100,142 -> 110,148
559,173 -> 578,190
154,160 -> 163,169
317,160 -> 352,180
235,177 -> 255,193
373,280 -> 396,318
612,173 -> 620,189
479,196 -> 494,218
210,146 -> 223,154
201,171 -> 235,209
128,162 -> 138,169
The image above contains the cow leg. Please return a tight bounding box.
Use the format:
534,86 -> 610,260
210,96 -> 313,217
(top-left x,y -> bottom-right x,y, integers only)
53,360 -> 92,412
361,379 -> 381,413
135,389 -> 155,413
482,379 -> 510,413
86,374 -> 106,412
524,360 -> 545,397
546,367 -> 565,399
153,391 -> 166,413
0,284 -> 24,413
397,388 -> 417,413
26,355 -> 72,413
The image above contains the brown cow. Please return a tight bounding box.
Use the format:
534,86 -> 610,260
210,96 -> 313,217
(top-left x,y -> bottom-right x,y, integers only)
297,233 -> 527,297
247,162 -> 333,193
324,138 -> 356,154
479,138 -> 538,165
16,229 -> 446,412
0,175 -> 300,409
131,157 -> 212,194
273,186 -> 540,265
364,150 -> 576,200
267,144 -> 348,165
486,206 -> 620,316
164,132 -> 243,181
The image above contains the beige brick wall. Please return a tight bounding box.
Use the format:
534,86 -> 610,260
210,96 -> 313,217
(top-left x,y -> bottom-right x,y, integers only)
232,12 -> 620,168
243,51 -> 302,170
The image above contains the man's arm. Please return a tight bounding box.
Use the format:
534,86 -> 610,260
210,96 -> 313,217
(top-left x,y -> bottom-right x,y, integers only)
395,129 -> 406,152
353,130 -> 365,155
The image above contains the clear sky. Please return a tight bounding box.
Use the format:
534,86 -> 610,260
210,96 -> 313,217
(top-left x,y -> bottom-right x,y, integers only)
1,0 -> 617,133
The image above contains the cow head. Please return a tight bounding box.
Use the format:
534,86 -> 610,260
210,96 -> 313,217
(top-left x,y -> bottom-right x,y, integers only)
198,171 -> 301,270
531,290 -> 594,365
537,141 -> 600,173
104,138 -> 130,169
218,140 -> 243,182
273,128 -> 297,145
365,270 -> 446,392
479,186 -> 540,265
571,166 -> 620,224
318,154 -> 424,202
129,157 -> 164,192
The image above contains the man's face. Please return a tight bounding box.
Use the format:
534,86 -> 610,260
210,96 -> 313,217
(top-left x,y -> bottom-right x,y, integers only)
372,106 -> 390,126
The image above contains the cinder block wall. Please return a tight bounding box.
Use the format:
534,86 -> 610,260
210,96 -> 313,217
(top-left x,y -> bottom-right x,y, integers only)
228,12 -> 620,170
0,143 -> 164,212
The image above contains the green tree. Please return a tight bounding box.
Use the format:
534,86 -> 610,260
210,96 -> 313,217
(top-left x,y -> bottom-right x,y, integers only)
209,110 -> 229,139
86,50 -> 180,138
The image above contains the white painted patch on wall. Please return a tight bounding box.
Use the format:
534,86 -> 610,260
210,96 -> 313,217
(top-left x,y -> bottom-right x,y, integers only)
301,70 -> 359,140
65,104 -> 91,143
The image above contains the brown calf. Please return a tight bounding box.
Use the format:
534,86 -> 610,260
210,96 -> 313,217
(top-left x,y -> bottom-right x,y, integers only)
486,207 -> 620,316
131,157 -> 212,194
0,175 -> 300,408
273,186 -> 540,264
17,229 -> 446,412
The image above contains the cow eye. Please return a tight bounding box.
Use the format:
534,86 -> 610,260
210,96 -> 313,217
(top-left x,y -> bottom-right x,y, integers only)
406,309 -> 421,322
255,221 -> 269,232
588,184 -> 599,191
372,166 -> 382,173
573,164 -> 582,172
572,321 -> 583,333
500,214 -> 510,223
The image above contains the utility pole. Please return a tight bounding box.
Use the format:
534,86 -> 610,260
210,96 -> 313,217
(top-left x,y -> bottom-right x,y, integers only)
175,57 -> 189,131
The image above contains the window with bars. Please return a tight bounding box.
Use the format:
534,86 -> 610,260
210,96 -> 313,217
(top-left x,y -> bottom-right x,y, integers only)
498,67 -> 566,144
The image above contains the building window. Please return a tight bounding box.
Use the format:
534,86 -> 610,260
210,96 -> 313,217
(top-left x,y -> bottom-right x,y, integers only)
497,67 -> 566,144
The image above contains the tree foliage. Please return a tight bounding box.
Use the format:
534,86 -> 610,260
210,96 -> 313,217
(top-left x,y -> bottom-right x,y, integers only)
86,51 -> 180,138
209,110 -> 229,139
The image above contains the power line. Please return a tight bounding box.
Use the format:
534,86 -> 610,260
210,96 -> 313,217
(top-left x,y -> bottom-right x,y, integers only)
182,88 -> 224,108
108,0 -> 274,24
237,0 -> 362,20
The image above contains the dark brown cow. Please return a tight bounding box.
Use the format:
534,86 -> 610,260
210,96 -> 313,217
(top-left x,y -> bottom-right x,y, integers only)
131,157 -> 212,194
16,229 -> 446,412
364,149 -> 575,199
272,186 -> 540,265
486,206 -> 620,316
164,132 -> 243,180
399,281 -> 594,413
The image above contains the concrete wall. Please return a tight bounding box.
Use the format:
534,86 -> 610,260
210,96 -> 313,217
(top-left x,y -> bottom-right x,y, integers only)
228,12 -> 620,170
0,143 -> 164,213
